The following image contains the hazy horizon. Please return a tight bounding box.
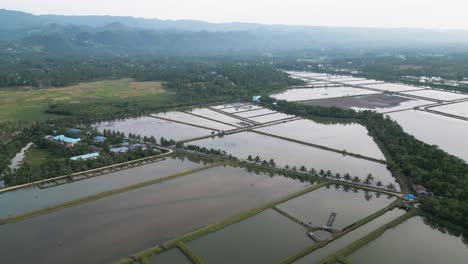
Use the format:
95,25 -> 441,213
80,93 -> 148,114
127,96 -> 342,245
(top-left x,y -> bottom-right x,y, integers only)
2,0 -> 468,31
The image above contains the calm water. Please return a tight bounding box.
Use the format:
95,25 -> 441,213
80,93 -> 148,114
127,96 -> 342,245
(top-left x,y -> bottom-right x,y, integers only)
0,157 -> 204,219
255,119 -> 385,160
152,111 -> 236,130
402,89 -> 468,101
431,100 -> 468,118
388,110 -> 468,162
187,209 -> 313,264
348,216 -> 468,264
0,166 -> 309,264
294,209 -> 406,264
277,184 -> 396,230
192,132 -> 399,189
249,112 -> 295,123
271,87 -> 379,102
233,108 -> 276,118
363,83 -> 425,92
95,116 -> 214,141
189,108 -> 246,126
148,248 -> 191,264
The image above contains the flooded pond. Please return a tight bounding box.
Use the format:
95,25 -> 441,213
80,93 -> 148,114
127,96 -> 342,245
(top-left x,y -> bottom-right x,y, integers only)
0,166 -> 309,264
95,116 -> 214,141
294,208 -> 406,264
402,89 -> 468,101
249,112 -> 295,123
8,142 -> 33,170
0,157 -> 205,219
255,119 -> 385,159
187,209 -> 313,264
191,132 -> 399,189
148,248 -> 191,264
188,108 -> 247,126
303,94 -> 432,114
152,111 -> 236,130
277,184 -> 396,230
430,100 -> 468,118
388,110 -> 468,162
362,83 -> 425,92
348,216 -> 468,264
233,108 -> 276,118
271,87 -> 379,102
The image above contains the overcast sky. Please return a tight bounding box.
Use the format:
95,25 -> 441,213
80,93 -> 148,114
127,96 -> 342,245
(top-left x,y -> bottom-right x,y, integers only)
2,0 -> 468,30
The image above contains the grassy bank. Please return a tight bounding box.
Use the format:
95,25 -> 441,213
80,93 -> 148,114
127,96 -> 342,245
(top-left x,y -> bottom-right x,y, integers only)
0,79 -> 171,121
0,163 -> 220,225
320,209 -> 418,264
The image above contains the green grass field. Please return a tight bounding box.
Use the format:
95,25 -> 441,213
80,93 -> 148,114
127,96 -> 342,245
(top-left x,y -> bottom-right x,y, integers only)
23,146 -> 61,170
0,79 -> 171,122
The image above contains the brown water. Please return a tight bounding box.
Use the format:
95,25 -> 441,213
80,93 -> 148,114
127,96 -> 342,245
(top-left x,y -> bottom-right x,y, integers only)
95,116 -> 215,141
0,157 -> 204,219
0,166 -> 309,264
191,131 -> 399,190
187,209 -> 314,264
255,119 -> 385,159
348,216 -> 468,264
277,184 -> 396,230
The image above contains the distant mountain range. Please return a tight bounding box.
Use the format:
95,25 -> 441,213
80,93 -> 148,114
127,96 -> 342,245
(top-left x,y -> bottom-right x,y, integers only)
2,9 -> 468,56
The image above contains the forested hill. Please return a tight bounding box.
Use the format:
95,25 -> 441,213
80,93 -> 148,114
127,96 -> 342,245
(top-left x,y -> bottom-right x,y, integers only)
3,9 -> 468,57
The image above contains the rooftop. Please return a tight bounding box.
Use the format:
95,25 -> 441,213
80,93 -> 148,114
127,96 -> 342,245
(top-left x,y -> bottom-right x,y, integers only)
70,152 -> 100,161
53,135 -> 81,144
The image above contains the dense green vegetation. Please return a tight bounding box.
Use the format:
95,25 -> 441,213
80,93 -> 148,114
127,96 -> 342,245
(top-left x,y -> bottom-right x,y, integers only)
261,97 -> 468,230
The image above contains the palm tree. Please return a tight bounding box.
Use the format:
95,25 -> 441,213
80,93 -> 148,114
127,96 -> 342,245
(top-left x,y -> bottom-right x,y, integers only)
247,155 -> 253,162
300,165 -> 307,172
326,170 -> 332,178
366,173 -> 374,184
335,173 -> 341,180
352,176 -> 361,183
319,169 -> 325,177
344,173 -> 351,182
292,166 -> 297,171
309,168 -> 317,176
268,159 -> 276,167
254,156 -> 260,163
386,183 -> 396,191
376,181 -> 383,187
285,164 -> 290,169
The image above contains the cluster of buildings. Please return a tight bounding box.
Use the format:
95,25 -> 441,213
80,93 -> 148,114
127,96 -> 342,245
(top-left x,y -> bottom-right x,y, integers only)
44,128 -> 156,162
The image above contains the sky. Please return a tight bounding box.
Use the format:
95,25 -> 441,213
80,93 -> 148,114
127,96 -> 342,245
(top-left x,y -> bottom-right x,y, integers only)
1,0 -> 468,30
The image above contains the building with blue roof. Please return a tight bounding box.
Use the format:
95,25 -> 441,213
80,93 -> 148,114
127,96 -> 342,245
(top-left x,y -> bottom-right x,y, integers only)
70,152 -> 100,161
53,135 -> 81,146
110,147 -> 129,154
252,96 -> 261,103
403,193 -> 416,201
94,136 -> 107,142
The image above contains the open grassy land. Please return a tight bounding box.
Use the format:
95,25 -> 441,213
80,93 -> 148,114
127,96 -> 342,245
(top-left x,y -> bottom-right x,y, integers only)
23,146 -> 62,170
0,79 -> 172,122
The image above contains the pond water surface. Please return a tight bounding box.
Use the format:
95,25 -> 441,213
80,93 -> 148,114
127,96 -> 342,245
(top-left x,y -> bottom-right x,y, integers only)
348,216 -> 468,264
148,248 -> 191,264
187,209 -> 313,264
277,184 -> 396,230
0,166 -> 309,264
0,157 -> 204,219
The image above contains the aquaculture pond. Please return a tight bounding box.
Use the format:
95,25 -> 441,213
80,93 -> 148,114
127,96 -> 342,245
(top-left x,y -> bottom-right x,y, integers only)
191,132 -> 399,189
187,209 -> 313,264
255,119 -> 385,160
304,94 -> 432,114
388,110 -> 468,162
148,248 -> 191,264
0,157 -> 205,219
348,216 -> 468,264
233,108 -> 276,118
152,111 -> 236,130
362,83 -> 425,92
402,89 -> 468,101
0,166 -> 309,264
188,108 -> 247,126
95,116 -> 214,141
430,100 -> 468,118
271,87 -> 379,102
293,209 -> 407,264
249,112 -> 296,123
277,184 -> 396,230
